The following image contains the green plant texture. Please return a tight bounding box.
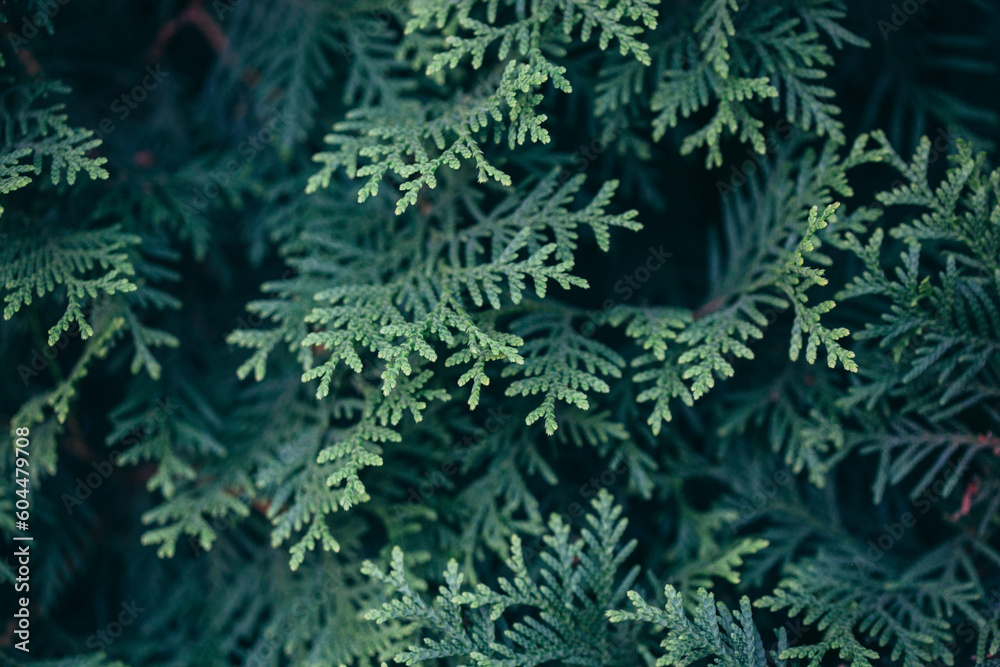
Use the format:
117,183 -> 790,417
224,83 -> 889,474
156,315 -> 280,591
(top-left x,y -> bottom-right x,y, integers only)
2,0 -> 1000,665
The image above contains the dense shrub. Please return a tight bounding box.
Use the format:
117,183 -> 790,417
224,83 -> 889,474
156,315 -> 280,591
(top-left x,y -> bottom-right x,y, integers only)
2,1 -> 1000,665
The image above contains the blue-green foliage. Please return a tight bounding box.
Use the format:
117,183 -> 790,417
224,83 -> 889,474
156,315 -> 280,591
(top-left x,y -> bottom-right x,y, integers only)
4,1 -> 1000,666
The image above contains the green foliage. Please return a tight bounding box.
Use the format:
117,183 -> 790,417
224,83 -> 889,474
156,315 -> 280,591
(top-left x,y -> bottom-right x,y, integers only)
308,0 -> 658,213
211,0 -> 343,150
595,0 -> 866,169
503,309 -> 625,435
610,132 -> 884,434
364,490 -> 642,665
230,171 -> 639,435
838,134 -> 1000,419
5,1 -> 1000,667
827,132 -> 1000,520
0,227 -> 138,343
608,585 -> 774,667
0,62 -> 108,193
757,543 -> 999,667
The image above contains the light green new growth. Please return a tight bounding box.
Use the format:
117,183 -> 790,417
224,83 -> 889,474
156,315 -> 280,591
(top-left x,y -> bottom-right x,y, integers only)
230,172 -> 640,435
308,0 -> 658,213
1,66 -> 108,193
608,585 -> 772,667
